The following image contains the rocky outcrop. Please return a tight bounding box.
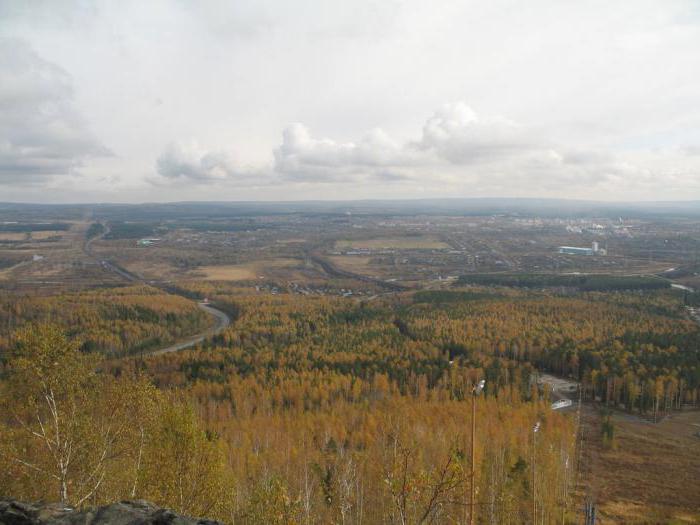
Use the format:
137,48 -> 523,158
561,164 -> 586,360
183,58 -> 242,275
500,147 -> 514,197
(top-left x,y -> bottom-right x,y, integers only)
0,500 -> 222,525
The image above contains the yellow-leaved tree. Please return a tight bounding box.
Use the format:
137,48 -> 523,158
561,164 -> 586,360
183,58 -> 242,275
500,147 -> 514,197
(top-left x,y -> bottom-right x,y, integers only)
138,399 -> 232,519
0,324 -> 233,520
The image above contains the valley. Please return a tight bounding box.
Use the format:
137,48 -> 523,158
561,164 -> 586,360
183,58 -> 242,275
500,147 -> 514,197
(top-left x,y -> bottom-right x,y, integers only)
1,201 -> 699,523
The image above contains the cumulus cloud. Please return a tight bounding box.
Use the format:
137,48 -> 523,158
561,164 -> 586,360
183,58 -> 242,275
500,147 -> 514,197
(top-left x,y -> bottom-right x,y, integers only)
154,141 -> 262,184
273,123 -> 417,182
2,1 -> 700,201
0,38 -> 109,185
157,101 -> 672,196
415,102 -> 536,164
271,102 -> 565,185
682,145 -> 700,156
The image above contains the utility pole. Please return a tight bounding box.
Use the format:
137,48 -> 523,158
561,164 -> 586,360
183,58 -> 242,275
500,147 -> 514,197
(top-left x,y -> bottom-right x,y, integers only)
469,379 -> 485,525
584,501 -> 597,525
561,455 -> 568,525
532,421 -> 541,525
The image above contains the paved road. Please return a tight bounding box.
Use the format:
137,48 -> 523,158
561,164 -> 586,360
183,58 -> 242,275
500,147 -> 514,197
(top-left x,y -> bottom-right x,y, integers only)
539,373 -> 579,408
146,303 -> 231,356
83,223 -> 231,355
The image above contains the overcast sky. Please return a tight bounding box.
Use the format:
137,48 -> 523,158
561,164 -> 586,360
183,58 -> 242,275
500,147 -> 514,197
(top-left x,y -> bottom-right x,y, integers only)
1,0 -> 700,203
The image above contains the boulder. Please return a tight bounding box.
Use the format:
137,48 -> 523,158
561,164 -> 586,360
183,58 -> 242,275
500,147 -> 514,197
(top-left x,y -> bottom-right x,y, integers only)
0,500 -> 222,525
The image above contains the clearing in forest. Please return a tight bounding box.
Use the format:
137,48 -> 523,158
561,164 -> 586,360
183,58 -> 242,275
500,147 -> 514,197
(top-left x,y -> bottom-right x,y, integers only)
585,408 -> 700,523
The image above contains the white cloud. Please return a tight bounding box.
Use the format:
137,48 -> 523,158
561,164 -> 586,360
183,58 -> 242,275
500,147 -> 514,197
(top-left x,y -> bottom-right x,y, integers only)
155,141 -> 240,182
0,38 -> 109,185
270,103 -> 543,183
3,1 -> 700,201
151,141 -> 263,185
270,102 -> 625,190
415,102 -> 536,164
152,102 -> 697,203
272,123 -> 418,182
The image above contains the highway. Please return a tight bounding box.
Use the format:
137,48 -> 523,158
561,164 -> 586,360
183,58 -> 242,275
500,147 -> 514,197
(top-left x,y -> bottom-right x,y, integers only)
146,303 -> 230,356
83,222 -> 231,355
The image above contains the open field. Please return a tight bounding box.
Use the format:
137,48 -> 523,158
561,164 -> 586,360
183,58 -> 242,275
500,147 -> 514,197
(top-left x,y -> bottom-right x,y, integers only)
0,232 -> 29,241
192,265 -> 257,281
275,238 -> 307,244
327,255 -> 375,274
582,408 -> 700,523
191,258 -> 300,281
27,230 -> 64,240
121,260 -> 182,280
0,230 -> 64,241
335,237 -> 449,250
31,230 -> 64,239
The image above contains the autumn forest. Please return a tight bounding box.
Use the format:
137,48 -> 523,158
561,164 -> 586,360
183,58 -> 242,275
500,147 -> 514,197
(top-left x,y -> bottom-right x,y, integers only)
1,206 -> 700,523
2,281 -> 700,523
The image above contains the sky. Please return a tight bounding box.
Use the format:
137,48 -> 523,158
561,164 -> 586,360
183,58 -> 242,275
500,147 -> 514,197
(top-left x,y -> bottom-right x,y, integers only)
1,0 -> 700,203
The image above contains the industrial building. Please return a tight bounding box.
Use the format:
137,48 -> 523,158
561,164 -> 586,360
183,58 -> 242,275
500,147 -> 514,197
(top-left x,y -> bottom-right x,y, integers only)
137,238 -> 161,246
558,246 -> 594,255
558,242 -> 605,256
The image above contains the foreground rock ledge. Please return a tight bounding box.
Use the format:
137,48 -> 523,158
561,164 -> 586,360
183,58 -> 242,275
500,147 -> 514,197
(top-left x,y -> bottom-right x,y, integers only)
0,500 -> 222,525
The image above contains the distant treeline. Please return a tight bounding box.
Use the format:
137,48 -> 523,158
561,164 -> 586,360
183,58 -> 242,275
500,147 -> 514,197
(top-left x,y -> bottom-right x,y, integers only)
681,290 -> 700,307
104,222 -> 160,239
176,221 -> 275,232
0,222 -> 70,232
85,222 -> 105,239
457,273 -> 669,291
413,290 -> 496,303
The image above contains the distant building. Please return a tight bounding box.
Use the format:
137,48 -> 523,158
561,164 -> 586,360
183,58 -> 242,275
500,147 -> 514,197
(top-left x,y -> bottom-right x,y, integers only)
137,238 -> 161,246
558,246 -> 594,256
558,241 -> 606,256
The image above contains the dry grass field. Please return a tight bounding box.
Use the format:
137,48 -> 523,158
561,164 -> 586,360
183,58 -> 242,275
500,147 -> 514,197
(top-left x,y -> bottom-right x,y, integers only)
582,408 -> 700,523
335,237 -> 449,250
275,238 -> 307,244
29,230 -> 64,240
193,265 -> 257,281
327,255 -> 375,274
0,233 -> 29,241
0,230 -> 64,241
191,258 -> 300,281
121,260 -> 182,280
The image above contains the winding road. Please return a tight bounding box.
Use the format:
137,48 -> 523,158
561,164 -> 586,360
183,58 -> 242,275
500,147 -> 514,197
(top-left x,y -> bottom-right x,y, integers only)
147,303 -> 230,356
83,222 -> 231,355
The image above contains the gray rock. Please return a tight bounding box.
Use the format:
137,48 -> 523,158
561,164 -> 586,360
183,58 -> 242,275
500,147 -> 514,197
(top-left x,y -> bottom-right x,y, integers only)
0,500 -> 222,525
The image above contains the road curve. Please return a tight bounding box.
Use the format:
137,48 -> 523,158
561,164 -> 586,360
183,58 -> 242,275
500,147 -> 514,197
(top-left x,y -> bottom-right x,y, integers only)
82,223 -> 232,356
147,303 -> 231,356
